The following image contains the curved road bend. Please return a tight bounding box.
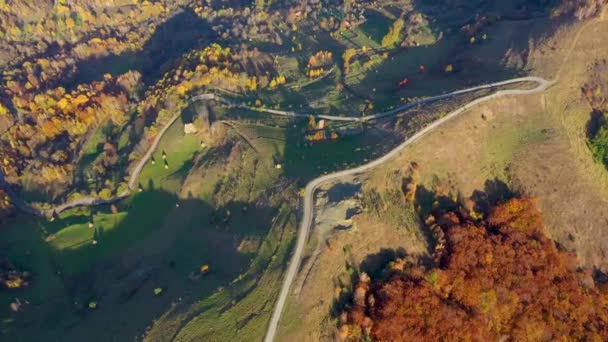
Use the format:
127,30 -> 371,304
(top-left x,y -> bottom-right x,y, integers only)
0,95 -> 210,217
263,76 -> 555,342
192,76 -> 550,123
0,76 -> 554,339
2,77 -> 549,217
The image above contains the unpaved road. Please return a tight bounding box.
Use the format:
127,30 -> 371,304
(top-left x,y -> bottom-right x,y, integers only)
263,76 -> 555,342
0,76 -> 555,341
2,77 -> 547,217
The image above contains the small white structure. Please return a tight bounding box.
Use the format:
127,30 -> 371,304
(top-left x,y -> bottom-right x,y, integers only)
317,119 -> 326,130
184,123 -> 198,135
275,164 -> 282,169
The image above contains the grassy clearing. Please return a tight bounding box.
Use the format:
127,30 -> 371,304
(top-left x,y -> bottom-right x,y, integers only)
48,191 -> 177,275
359,10 -> 393,45
479,116 -> 549,180
138,116 -> 202,193
49,213 -> 127,251
346,34 -> 515,110
21,116 -> 206,276
227,117 -> 402,181
282,119 -> 403,179
231,123 -> 287,168
340,26 -> 381,50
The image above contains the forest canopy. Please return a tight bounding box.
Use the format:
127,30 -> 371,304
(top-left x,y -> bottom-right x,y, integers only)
339,198 -> 608,341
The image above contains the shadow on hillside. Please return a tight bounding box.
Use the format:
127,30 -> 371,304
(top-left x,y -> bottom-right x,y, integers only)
280,118 -> 402,181
325,182 -> 361,204
415,178 -> 516,219
355,0 -> 565,102
8,185 -> 279,341
275,1 -> 570,182
65,8 -> 216,89
586,110 -> 605,139
471,178 -> 516,214
330,247 -> 432,317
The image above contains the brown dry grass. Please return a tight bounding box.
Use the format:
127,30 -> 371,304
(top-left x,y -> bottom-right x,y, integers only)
366,15 -> 608,271
278,212 -> 427,341
278,15 -> 608,341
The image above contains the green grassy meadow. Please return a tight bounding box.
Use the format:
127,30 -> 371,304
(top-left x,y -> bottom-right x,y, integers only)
0,113 -> 296,341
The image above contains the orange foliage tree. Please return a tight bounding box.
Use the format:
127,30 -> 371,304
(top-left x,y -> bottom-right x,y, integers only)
340,198 -> 608,341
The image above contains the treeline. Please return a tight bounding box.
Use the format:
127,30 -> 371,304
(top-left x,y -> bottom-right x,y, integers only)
0,0 -> 186,67
307,50 -> 334,79
0,42 -> 274,198
583,60 -> 608,165
1,74 -> 131,187
188,2 -> 284,45
285,0 -> 368,31
339,198 -> 608,341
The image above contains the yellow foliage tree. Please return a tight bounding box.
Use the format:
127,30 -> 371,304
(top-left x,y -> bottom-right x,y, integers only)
342,48 -> 357,74
308,115 -> 316,130
73,94 -> 89,106
248,77 -> 258,91
381,17 -> 405,48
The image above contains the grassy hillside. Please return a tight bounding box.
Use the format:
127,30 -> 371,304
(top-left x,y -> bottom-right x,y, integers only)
0,114 -> 297,341
277,13 -> 608,341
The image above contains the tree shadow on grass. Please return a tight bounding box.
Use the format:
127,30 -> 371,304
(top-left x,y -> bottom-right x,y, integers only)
64,8 -> 216,90
356,0 -> 565,106
471,178 -> 516,215
325,182 -> 361,204
586,110 -> 605,139
414,184 -> 460,219
281,118 -> 402,182
7,186 -> 280,341
331,247 -> 431,317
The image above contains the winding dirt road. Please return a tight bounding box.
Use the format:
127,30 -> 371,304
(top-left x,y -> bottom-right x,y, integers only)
3,77 -> 547,217
263,76 -> 555,342
0,76 -> 555,341
194,76 -> 550,122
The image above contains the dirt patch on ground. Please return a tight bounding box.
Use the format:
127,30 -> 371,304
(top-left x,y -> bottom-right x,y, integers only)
290,180 -> 364,298
279,210 -> 428,341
